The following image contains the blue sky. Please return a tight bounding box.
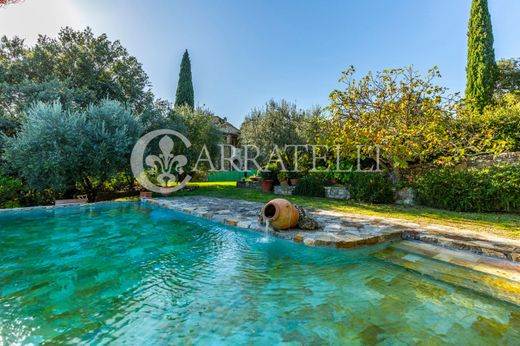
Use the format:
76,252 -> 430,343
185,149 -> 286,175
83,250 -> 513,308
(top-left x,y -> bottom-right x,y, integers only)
1,0 -> 520,126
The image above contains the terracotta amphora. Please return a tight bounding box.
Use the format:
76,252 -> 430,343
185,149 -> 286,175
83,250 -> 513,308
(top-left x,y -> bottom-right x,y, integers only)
262,198 -> 299,230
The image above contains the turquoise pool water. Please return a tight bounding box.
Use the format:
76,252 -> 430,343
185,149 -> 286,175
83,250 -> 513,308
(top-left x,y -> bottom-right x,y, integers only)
0,203 -> 518,344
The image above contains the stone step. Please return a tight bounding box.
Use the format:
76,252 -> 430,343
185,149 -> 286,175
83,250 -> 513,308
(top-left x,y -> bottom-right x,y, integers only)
391,241 -> 520,282
402,230 -> 520,262
372,241 -> 520,306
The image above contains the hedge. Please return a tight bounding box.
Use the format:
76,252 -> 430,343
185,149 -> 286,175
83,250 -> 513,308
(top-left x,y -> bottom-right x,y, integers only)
413,164 -> 520,212
348,172 -> 394,204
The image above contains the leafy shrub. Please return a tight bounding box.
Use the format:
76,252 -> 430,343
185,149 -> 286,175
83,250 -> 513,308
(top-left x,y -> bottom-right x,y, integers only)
277,171 -> 289,182
348,172 -> 394,204
19,189 -> 54,207
414,164 -> 520,212
0,173 -> 24,208
259,163 -> 279,181
483,93 -> 520,151
3,100 -> 141,202
325,160 -> 355,184
293,175 -> 325,197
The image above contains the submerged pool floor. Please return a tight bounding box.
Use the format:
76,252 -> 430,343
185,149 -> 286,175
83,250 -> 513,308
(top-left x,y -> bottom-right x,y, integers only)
0,203 -> 518,344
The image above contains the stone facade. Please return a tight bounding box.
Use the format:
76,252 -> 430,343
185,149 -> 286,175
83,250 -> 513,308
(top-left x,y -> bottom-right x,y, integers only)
324,186 -> 350,200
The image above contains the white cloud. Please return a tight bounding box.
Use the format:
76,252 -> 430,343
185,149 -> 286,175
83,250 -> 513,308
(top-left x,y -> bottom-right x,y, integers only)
0,0 -> 86,44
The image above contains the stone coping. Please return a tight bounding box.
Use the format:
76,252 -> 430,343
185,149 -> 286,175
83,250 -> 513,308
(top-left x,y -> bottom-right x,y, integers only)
143,196 -> 520,263
2,197 -> 518,263
0,200 -> 137,213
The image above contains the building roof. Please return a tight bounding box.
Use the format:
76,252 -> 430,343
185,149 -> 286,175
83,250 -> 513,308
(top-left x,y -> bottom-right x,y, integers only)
213,116 -> 240,136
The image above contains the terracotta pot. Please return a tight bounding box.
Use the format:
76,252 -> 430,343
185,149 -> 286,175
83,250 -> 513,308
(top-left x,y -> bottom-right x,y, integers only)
140,191 -> 153,198
262,198 -> 300,230
280,180 -> 289,188
261,180 -> 274,193
289,178 -> 298,186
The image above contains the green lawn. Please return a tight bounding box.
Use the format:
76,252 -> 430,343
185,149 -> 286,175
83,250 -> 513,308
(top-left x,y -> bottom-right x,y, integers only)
161,182 -> 520,238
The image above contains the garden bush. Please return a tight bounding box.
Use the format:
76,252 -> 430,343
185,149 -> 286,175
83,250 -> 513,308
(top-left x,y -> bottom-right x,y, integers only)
0,173 -> 24,208
413,164 -> 520,212
3,100 -> 141,202
293,175 -> 325,197
259,163 -> 279,181
348,172 -> 394,204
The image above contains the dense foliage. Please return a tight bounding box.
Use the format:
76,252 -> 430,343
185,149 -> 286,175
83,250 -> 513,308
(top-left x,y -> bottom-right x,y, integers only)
477,93 -> 520,151
414,164 -> 520,212
0,172 -> 23,208
239,99 -> 323,169
466,0 -> 496,112
0,28 -> 215,207
293,175 -> 325,197
3,101 -> 141,201
0,27 -> 152,135
175,50 -> 194,108
496,58 -> 520,96
172,105 -> 222,173
328,67 -> 458,171
348,172 -> 394,204
258,163 -> 279,181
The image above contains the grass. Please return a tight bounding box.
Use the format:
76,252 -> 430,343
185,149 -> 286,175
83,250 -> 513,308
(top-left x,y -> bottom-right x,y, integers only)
163,182 -> 520,238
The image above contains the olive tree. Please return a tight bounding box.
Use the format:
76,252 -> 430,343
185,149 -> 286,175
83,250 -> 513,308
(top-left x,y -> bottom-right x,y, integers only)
239,99 -> 323,169
3,100 -> 141,201
0,27 -> 153,138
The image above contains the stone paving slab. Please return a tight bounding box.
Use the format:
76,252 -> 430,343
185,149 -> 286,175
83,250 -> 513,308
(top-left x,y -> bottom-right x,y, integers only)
143,197 -> 403,247
143,196 -> 520,263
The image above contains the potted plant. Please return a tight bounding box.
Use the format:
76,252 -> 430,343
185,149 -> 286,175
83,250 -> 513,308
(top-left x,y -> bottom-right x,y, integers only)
289,172 -> 299,186
259,164 -> 278,193
140,190 -> 153,198
278,171 -> 289,187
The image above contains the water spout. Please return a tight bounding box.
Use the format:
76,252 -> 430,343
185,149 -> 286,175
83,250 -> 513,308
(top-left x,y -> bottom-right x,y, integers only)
259,217 -> 272,243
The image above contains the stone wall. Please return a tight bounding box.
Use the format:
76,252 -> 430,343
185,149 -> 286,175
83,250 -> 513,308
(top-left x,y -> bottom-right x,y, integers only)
274,185 -> 295,195
273,185 -> 350,200
324,186 -> 350,200
458,151 -> 520,169
236,181 -> 260,189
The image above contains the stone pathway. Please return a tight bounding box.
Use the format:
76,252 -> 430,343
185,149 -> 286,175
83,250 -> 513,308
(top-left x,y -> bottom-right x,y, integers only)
143,196 -> 520,263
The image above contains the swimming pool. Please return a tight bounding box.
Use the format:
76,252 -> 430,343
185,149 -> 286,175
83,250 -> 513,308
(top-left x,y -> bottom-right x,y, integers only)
0,203 -> 518,344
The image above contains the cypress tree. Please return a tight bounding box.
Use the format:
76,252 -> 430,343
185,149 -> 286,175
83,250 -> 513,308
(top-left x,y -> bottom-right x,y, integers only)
466,0 -> 496,112
175,49 -> 194,108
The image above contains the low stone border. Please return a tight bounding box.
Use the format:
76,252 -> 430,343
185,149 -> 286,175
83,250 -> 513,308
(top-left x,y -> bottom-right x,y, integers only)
324,186 -> 350,200
0,200 -> 136,213
236,181 -> 260,189
274,185 -> 295,196
273,185 -> 350,200
143,197 -> 406,248
143,196 -> 520,262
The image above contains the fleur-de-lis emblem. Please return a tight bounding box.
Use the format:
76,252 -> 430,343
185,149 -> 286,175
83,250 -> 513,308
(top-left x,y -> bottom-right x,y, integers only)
145,135 -> 187,186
